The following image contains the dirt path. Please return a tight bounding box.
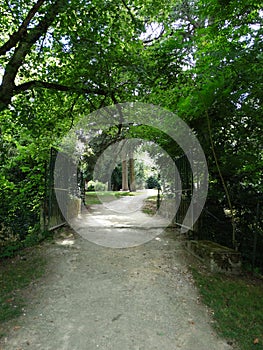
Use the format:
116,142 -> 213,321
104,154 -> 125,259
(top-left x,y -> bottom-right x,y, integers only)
71,190 -> 170,248
0,193 -> 233,350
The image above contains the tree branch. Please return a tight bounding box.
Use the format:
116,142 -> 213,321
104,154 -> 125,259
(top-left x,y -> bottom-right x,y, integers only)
111,93 -> 125,135
7,0 -> 66,75
0,0 -> 46,56
14,80 -> 108,96
142,26 -> 165,44
121,0 -> 137,25
0,0 -> 67,110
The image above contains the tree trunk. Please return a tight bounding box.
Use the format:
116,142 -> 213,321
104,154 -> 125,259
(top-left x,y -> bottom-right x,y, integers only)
122,159 -> 129,191
129,154 -> 136,192
0,0 -> 67,112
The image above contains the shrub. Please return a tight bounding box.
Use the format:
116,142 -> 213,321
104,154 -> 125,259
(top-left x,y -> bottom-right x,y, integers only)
146,176 -> 159,189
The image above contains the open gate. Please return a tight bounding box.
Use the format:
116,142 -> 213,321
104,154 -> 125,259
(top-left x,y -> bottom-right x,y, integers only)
174,154 -> 194,231
42,148 -> 84,231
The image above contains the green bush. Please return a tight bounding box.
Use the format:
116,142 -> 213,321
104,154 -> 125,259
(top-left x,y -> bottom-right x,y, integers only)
146,176 -> 159,189
87,180 -> 107,192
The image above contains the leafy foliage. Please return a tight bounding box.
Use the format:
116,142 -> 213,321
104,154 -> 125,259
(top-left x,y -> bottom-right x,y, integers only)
0,0 -> 262,270
138,0 -> 263,270
146,175 -> 159,189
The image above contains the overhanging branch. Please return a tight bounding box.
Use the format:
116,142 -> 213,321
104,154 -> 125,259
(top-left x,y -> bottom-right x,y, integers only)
14,80 -> 108,96
0,0 -> 68,111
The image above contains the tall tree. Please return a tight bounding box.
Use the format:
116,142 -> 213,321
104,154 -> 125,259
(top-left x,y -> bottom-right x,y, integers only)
138,0 -> 262,265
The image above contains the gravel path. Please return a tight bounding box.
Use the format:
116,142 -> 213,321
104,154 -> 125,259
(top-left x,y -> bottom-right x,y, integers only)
0,193 -> 233,350
71,190 -> 170,248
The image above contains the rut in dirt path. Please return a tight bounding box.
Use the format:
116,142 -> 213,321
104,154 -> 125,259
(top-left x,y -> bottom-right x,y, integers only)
0,192 -> 234,350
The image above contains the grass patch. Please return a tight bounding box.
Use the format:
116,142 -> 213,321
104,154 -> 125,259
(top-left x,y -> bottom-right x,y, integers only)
114,191 -> 135,199
85,191 -> 134,205
0,247 -> 46,331
142,196 -> 158,216
191,268 -> 263,349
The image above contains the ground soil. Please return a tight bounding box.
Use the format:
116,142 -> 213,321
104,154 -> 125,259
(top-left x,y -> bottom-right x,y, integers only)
0,192 -> 234,350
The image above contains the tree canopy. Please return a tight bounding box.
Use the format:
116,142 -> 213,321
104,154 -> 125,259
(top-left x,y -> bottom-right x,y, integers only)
0,0 -> 262,270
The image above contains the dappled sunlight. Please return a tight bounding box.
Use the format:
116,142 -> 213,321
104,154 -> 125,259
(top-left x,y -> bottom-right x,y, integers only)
55,238 -> 75,246
70,191 -> 171,248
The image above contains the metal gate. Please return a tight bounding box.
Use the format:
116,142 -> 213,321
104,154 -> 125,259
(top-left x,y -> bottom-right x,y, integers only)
42,148 -> 84,231
174,154 -> 193,230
